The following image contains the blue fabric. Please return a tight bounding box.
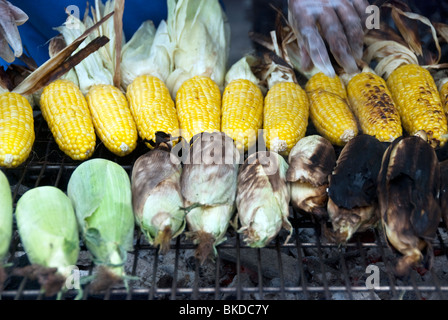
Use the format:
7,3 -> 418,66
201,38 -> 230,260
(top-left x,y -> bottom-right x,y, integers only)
1,0 -> 169,68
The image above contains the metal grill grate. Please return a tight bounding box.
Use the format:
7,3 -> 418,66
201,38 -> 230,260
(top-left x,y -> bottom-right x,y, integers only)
2,112 -> 448,301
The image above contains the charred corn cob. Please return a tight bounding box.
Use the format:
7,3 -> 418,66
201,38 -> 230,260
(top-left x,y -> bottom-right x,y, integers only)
222,80 -> 263,152
176,76 -> 221,144
39,79 -> 96,161
306,73 -> 358,146
0,92 -> 35,168
126,75 -> 180,148
386,64 -> 448,147
263,82 -> 309,155
86,84 -> 138,156
346,71 -> 402,142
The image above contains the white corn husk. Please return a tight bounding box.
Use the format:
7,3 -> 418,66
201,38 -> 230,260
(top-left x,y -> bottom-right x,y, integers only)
131,144 -> 185,254
67,158 -> 135,291
0,170 -> 13,264
236,151 -> 292,248
165,0 -> 231,97
14,186 -> 80,296
121,19 -> 175,89
181,132 -> 240,263
287,135 -> 336,222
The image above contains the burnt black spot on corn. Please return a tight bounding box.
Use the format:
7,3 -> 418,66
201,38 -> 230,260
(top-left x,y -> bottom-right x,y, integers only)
326,134 -> 388,244
377,135 -> 441,277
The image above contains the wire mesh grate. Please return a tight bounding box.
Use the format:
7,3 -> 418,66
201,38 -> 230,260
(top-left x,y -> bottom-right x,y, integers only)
2,112 -> 448,301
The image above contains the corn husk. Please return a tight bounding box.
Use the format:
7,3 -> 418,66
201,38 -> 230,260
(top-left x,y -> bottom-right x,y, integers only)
121,19 -> 175,89
67,158 -> 135,291
377,134 -> 441,276
326,135 -> 387,244
236,151 -> 292,248
131,143 -> 185,254
0,170 -> 13,287
287,135 -> 336,222
166,0 -> 230,97
14,186 -> 80,296
181,132 -> 240,263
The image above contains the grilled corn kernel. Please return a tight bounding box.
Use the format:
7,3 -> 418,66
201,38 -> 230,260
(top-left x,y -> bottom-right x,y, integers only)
0,92 -> 35,168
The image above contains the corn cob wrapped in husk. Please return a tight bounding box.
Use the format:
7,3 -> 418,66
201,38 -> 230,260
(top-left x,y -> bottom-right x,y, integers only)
236,151 -> 292,248
0,91 -> 35,168
181,132 -> 240,263
286,135 -> 336,222
166,0 -> 230,145
67,158 -> 135,292
131,138 -> 185,254
222,55 -> 265,152
440,159 -> 448,230
377,133 -> 441,276
14,186 -> 80,297
55,1 -> 138,157
123,19 -> 180,148
326,134 -> 387,244
0,170 -> 13,288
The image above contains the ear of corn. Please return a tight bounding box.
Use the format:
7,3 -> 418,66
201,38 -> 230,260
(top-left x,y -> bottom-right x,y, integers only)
346,71 -> 403,142
67,158 -> 135,287
0,170 -> 13,264
131,146 -> 185,253
126,75 -> 180,148
0,92 -> 35,168
15,186 -> 80,295
438,79 -> 448,117
386,64 -> 448,147
176,76 -> 222,144
306,73 -> 358,146
86,84 -> 138,156
39,79 -> 96,161
263,82 -> 309,155
236,151 -> 291,248
181,132 -> 240,263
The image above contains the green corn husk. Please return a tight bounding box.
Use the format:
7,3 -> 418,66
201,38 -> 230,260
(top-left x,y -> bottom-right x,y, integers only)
166,0 -> 231,97
181,132 -> 240,263
0,170 -> 13,287
14,186 -> 80,296
67,158 -> 135,291
236,151 -> 292,248
131,143 -> 185,254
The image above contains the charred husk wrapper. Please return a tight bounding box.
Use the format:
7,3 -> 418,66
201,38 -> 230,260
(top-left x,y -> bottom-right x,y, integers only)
326,134 -> 388,244
287,135 -> 336,222
377,135 -> 441,276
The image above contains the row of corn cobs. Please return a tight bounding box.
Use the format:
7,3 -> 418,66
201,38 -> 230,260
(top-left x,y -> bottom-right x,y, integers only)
2,60 -> 448,168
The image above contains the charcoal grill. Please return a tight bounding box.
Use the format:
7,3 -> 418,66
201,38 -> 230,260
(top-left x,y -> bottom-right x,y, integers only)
2,110 -> 448,301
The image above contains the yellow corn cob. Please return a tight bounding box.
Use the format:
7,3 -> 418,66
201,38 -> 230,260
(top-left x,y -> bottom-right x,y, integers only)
305,73 -> 358,146
86,84 -> 138,156
347,72 -> 402,142
176,75 -> 221,144
439,80 -> 448,117
40,79 -> 96,161
0,92 -> 35,168
126,75 -> 180,148
263,82 -> 309,155
386,64 -> 448,147
221,79 -> 263,151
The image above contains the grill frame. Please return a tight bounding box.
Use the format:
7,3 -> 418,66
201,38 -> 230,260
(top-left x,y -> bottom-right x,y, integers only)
2,112 -> 448,301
